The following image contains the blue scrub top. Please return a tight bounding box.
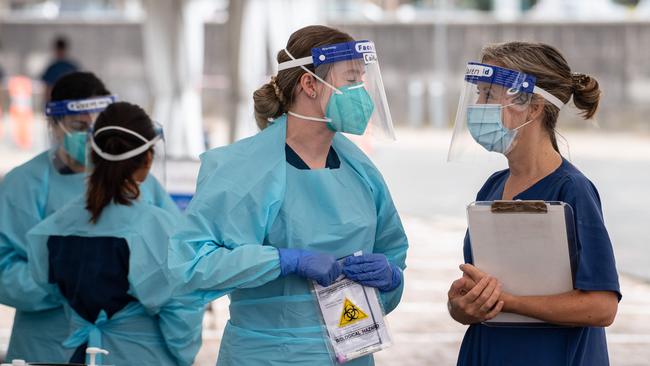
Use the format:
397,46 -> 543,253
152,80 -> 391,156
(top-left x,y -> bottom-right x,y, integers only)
41,59 -> 79,86
458,158 -> 621,366
285,143 -> 340,170
48,235 -> 135,363
47,235 -> 134,322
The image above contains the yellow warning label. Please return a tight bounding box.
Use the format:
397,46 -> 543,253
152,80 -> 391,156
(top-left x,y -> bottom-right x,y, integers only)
339,298 -> 368,327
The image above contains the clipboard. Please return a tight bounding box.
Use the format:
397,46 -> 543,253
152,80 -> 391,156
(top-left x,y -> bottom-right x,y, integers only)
467,200 -> 578,326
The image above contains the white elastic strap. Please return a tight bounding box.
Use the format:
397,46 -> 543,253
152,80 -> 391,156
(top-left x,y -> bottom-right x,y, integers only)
58,123 -> 74,136
534,86 -> 564,109
288,110 -> 331,123
280,48 -> 342,95
277,56 -> 313,71
513,118 -> 535,131
91,136 -> 161,162
94,125 -> 149,142
91,126 -> 161,162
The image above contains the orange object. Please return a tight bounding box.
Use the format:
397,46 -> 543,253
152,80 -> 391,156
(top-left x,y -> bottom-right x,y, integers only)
8,76 -> 34,149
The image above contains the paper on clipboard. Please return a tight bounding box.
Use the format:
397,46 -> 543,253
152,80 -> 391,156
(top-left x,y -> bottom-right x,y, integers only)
467,200 -> 578,325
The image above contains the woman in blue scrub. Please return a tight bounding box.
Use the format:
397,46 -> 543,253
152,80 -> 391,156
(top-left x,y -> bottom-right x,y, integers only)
447,42 -> 621,366
170,25 -> 408,365
26,102 -> 203,366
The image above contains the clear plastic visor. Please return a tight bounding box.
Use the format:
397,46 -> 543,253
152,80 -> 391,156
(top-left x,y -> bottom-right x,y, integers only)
312,58 -> 395,140
448,62 -> 548,162
48,114 -> 99,174
278,40 -> 395,140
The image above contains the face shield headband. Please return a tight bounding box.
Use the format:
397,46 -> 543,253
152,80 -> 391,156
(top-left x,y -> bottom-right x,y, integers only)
275,40 -> 387,138
465,62 -> 565,109
45,95 -> 118,118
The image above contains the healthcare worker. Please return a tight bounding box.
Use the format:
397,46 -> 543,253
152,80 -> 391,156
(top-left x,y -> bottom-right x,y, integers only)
169,25 -> 408,365
26,102 -> 204,366
0,72 -> 175,363
446,42 -> 620,366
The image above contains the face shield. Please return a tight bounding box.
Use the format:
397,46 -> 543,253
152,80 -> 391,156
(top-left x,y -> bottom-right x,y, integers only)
88,121 -> 167,187
448,62 -> 564,162
277,40 -> 396,140
45,95 -> 117,173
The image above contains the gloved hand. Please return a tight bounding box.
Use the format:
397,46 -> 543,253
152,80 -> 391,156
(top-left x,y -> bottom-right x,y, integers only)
278,248 -> 342,287
342,253 -> 402,292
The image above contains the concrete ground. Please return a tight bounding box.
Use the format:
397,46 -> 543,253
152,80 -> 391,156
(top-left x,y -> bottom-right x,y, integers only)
1,126 -> 649,365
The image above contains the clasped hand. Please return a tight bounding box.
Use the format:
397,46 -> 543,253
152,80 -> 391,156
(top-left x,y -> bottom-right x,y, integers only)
447,264 -> 511,324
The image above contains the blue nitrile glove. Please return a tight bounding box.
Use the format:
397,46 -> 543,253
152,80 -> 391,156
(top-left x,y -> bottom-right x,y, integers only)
278,248 -> 342,287
342,253 -> 402,292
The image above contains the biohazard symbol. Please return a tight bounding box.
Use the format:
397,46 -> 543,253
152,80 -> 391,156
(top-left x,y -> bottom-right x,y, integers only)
339,298 -> 368,327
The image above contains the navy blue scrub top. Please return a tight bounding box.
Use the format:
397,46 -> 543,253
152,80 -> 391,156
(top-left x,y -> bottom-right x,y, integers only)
285,143 -> 340,170
41,59 -> 79,86
51,152 -> 76,175
47,236 -> 135,322
458,158 -> 621,366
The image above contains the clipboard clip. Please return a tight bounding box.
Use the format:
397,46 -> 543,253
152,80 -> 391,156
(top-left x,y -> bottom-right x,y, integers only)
491,200 -> 548,214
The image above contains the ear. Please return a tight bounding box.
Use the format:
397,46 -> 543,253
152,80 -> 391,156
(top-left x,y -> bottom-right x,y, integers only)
144,150 -> 154,170
50,119 -> 64,136
528,98 -> 546,121
132,150 -> 154,183
298,73 -> 318,99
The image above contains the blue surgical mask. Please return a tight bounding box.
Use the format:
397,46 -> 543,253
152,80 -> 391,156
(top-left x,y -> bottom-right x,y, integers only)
63,131 -> 88,165
325,83 -> 375,135
467,104 -> 532,154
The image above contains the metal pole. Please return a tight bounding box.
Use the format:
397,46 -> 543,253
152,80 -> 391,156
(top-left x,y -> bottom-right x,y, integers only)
430,0 -> 449,128
226,0 -> 245,143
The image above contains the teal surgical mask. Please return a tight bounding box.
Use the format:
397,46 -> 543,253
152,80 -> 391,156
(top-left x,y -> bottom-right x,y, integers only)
288,82 -> 375,136
467,104 -> 533,154
325,82 -> 375,135
61,128 -> 88,165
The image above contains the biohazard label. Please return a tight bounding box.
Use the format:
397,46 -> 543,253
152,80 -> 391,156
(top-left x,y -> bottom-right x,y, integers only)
313,267 -> 392,363
339,298 -> 368,327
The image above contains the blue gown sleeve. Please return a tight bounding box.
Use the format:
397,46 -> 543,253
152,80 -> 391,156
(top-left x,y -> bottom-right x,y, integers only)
0,168 -> 60,311
366,167 -> 408,314
167,147 -> 284,300
128,210 -> 179,310
562,176 -> 621,300
127,209 -> 204,366
168,188 -> 282,299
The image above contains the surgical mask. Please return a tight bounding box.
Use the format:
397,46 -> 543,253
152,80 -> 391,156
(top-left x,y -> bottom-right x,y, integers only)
325,82 -> 375,135
289,82 -> 375,135
467,104 -> 533,154
61,127 -> 88,165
